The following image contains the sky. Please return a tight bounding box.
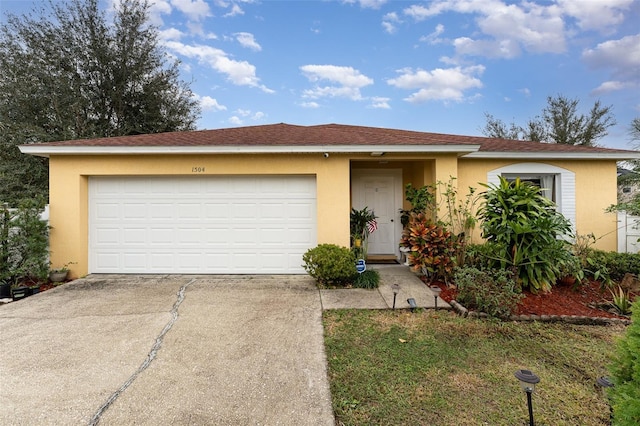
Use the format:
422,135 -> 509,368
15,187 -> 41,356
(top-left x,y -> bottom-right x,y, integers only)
1,0 -> 639,150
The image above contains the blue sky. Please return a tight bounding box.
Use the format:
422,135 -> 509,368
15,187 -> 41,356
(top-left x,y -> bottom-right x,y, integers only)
2,0 -> 639,149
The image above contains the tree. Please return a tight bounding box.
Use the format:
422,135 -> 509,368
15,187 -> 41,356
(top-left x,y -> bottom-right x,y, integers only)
631,117 -> 640,144
481,94 -> 616,146
0,0 -> 200,205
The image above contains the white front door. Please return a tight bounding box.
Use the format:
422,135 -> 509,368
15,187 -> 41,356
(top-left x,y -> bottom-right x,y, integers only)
351,170 -> 402,257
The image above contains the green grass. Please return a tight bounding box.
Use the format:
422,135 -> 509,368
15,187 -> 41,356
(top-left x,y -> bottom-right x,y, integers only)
323,309 -> 625,426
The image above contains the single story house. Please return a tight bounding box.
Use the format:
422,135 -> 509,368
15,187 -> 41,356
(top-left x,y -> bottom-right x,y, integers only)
20,123 -> 640,278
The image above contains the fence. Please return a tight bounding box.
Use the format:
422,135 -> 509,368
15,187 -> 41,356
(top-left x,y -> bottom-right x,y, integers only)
617,211 -> 640,253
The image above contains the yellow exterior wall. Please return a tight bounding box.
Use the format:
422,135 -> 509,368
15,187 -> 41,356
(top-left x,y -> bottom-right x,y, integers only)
48,152 -> 620,277
457,159 -> 619,251
48,154 -> 351,278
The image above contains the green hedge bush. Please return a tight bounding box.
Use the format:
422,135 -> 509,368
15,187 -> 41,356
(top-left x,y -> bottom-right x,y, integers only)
454,267 -> 523,319
609,303 -> 640,425
302,244 -> 356,286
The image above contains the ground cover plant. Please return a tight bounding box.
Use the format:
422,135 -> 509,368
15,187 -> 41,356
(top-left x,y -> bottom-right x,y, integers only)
324,309 -> 623,426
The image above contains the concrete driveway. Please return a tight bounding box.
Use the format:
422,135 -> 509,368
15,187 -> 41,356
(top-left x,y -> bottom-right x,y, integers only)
0,275 -> 334,425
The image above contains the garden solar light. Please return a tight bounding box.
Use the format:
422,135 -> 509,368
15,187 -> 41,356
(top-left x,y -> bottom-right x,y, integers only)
430,286 -> 442,310
597,376 -> 614,420
391,284 -> 400,309
407,298 -> 417,312
515,369 -> 540,426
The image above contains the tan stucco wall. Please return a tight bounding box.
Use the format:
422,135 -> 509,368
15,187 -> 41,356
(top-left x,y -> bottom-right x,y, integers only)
48,154 -> 351,278
49,152 -> 620,277
457,159 -> 619,251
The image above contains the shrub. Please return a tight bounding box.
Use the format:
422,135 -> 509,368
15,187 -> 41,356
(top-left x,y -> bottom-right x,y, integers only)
587,250 -> 640,283
0,199 -> 49,284
478,176 -> 573,293
302,244 -> 357,286
609,303 -> 640,425
399,212 -> 460,283
454,267 -> 523,319
353,269 -> 380,289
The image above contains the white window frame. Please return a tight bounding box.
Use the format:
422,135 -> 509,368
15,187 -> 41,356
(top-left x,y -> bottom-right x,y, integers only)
487,163 -> 576,231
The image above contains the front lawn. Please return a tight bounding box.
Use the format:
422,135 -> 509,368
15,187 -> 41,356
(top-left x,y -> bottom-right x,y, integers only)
324,309 -> 624,426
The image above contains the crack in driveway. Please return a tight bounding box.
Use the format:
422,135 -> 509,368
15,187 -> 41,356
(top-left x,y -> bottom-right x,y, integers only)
88,278 -> 197,425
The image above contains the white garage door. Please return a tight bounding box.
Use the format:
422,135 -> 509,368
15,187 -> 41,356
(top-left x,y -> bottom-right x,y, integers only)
89,176 -> 317,274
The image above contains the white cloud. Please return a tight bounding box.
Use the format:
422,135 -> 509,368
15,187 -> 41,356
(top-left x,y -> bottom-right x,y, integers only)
404,0 -> 567,57
165,41 -> 274,93
195,95 -> 227,111
228,116 -> 243,125
171,0 -> 211,20
224,4 -> 245,17
369,97 -> 391,109
343,0 -> 387,9
583,34 -> 640,82
558,0 -> 633,33
420,24 -> 445,44
159,28 -> 184,42
519,88 -> 531,97
387,65 -> 485,103
591,80 -> 633,95
235,32 -> 262,51
301,102 -> 320,108
300,65 -> 374,101
382,12 -> 400,34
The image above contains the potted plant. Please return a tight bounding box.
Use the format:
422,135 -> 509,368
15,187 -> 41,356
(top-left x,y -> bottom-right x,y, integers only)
350,207 -> 377,259
49,262 -> 75,283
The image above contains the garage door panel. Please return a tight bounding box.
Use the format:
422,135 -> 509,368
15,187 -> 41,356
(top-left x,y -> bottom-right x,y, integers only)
89,176 -> 317,274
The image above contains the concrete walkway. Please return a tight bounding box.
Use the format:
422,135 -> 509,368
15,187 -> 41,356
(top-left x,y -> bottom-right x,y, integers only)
320,264 -> 451,311
0,265 -> 443,425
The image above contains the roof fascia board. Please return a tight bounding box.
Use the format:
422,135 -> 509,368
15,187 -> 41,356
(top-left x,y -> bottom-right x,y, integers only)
19,144 -> 481,157
464,151 -> 640,160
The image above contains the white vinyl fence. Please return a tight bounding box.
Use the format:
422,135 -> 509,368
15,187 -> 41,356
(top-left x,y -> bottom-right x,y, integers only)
618,211 -> 640,253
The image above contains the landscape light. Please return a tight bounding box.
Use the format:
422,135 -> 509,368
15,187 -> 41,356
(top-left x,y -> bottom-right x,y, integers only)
430,286 -> 442,310
515,369 -> 540,426
391,284 -> 400,310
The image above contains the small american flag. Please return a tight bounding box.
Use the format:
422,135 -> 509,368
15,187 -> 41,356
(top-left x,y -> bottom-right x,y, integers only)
366,219 -> 378,234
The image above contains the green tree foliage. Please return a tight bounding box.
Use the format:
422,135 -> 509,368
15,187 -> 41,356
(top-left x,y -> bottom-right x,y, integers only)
0,0 -> 200,205
481,94 -> 615,146
609,303 -> 640,425
302,244 -> 357,286
0,199 -> 50,284
478,177 -> 574,293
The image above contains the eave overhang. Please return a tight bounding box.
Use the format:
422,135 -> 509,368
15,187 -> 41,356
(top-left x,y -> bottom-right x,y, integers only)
462,151 -> 640,161
19,144 -> 482,158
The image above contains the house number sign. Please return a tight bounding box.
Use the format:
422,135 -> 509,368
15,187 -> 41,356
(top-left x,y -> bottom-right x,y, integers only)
191,167 -> 205,173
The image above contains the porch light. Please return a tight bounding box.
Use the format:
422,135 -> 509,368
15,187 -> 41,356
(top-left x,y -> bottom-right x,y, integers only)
430,285 -> 442,310
391,284 -> 400,309
515,369 -> 540,426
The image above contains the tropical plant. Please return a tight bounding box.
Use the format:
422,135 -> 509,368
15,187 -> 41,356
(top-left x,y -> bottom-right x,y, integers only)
399,183 -> 436,227
350,207 -> 377,259
302,244 -> 357,286
437,177 -> 480,265
610,285 -> 633,316
399,212 -> 460,283
478,176 -> 574,293
608,304 -> 640,425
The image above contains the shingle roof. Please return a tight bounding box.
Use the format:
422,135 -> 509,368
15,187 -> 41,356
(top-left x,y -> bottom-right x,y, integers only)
19,123 -> 639,158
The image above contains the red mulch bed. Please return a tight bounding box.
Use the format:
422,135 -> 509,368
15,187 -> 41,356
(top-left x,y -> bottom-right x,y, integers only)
429,279 -> 634,320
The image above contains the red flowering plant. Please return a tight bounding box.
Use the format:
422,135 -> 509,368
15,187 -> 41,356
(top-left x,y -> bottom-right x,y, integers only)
399,212 -> 460,284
